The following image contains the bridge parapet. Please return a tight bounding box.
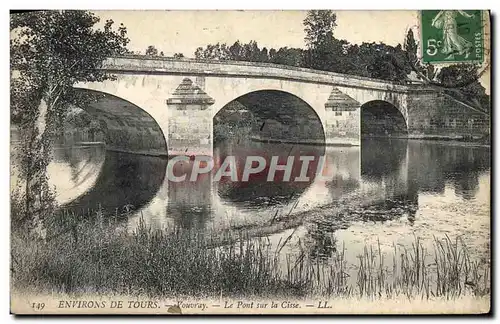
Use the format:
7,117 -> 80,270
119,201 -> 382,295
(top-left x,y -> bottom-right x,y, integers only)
102,55 -> 427,93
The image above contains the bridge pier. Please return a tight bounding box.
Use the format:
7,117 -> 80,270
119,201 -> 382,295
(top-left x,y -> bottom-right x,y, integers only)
167,78 -> 215,156
324,88 -> 361,146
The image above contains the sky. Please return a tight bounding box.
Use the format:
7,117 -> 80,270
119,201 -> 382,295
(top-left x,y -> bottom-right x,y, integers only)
92,10 -> 490,93
93,10 -> 418,55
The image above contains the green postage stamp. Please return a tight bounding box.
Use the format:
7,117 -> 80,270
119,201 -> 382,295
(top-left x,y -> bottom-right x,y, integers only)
421,10 -> 484,63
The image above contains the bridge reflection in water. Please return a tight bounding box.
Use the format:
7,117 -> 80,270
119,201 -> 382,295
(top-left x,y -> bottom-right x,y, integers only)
57,146 -> 168,220
52,138 -> 489,244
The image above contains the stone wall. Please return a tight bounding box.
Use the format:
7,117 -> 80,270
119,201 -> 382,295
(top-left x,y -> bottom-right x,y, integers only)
407,92 -> 490,139
167,78 -> 214,156
324,109 -> 360,145
324,87 -> 360,146
168,106 -> 212,155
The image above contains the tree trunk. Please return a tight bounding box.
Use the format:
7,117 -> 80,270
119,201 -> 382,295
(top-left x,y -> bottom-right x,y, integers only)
20,97 -> 55,231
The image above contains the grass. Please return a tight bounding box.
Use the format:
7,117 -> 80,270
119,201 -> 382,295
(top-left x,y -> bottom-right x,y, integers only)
10,208 -> 490,300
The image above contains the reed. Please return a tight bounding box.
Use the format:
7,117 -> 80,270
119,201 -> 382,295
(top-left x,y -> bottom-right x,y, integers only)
11,210 -> 490,300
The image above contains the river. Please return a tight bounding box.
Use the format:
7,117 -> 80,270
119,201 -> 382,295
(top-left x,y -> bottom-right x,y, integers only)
43,138 -> 490,267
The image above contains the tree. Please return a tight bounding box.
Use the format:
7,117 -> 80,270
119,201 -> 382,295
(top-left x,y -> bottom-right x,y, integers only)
195,40 -> 304,65
242,41 -> 262,62
229,41 -> 244,60
191,15 -> 436,84
403,29 -> 438,81
145,45 -> 158,56
10,11 -> 129,230
194,47 -> 204,59
269,47 -> 304,67
194,43 -> 231,60
364,43 -> 411,82
437,64 -> 490,113
403,29 -> 418,67
402,28 -> 490,113
302,10 -> 345,72
259,47 -> 269,62
303,10 -> 337,48
195,41 -> 269,62
173,52 -> 184,59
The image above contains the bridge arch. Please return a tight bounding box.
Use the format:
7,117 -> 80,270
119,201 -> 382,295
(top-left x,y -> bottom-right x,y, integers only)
361,100 -> 408,138
213,89 -> 326,144
55,88 -> 168,214
72,88 -> 168,156
212,89 -> 326,209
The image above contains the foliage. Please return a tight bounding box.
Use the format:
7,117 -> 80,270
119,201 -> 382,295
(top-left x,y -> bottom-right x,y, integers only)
269,47 -> 303,66
403,29 -> 419,67
359,43 -> 411,81
64,107 -> 92,128
193,11 -> 413,83
145,45 -> 158,56
194,42 -> 231,60
403,28 -> 439,82
302,10 -> 338,71
11,211 -> 490,299
403,29 -> 490,113
214,109 -> 257,143
303,10 -> 337,48
61,108 -> 105,142
10,10 -> 130,230
191,10 -> 489,113
437,65 -> 490,113
302,10 -> 412,81
194,40 -> 303,67
144,46 -> 184,58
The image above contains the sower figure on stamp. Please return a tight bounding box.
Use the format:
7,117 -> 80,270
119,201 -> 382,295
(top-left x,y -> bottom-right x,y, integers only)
431,10 -> 475,59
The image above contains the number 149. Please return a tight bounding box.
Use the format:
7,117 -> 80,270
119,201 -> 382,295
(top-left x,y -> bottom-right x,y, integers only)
31,302 -> 45,311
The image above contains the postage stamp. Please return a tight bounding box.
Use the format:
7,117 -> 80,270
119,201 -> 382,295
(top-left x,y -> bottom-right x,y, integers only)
421,10 -> 484,63
9,10 -> 491,315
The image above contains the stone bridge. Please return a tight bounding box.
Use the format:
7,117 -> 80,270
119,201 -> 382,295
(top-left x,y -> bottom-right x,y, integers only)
75,55 -> 488,156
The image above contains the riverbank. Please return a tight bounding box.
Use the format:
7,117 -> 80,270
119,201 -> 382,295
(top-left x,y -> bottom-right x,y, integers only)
11,210 -> 490,302
403,138 -> 491,148
250,136 -> 357,147
250,134 -> 490,148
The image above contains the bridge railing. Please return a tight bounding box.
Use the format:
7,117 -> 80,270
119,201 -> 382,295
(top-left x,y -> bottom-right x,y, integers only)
104,54 -> 435,93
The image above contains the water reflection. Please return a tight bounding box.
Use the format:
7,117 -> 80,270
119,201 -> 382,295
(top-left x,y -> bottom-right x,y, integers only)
325,147 -> 360,198
406,141 -> 490,199
308,226 -> 338,260
167,160 -> 213,230
49,146 -> 106,205
47,139 -> 490,251
304,139 -> 489,262
60,150 -> 167,217
361,138 -> 408,182
214,140 -> 325,209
